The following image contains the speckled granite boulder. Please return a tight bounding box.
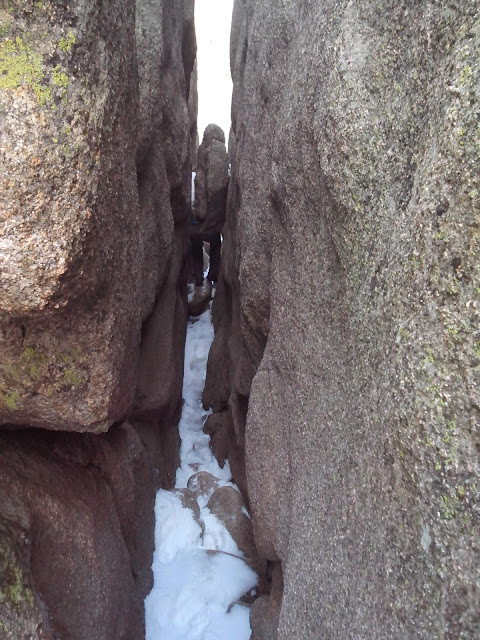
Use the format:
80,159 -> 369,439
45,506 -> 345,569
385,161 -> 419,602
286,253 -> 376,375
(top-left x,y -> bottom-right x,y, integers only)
0,0 -> 195,637
0,425 -> 154,640
207,485 -> 267,588
206,0 -> 480,637
0,518 -> 51,640
0,0 -> 137,431
0,0 -> 193,433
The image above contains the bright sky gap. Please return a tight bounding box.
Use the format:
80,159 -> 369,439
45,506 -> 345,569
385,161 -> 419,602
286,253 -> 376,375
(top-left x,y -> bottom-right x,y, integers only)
195,0 -> 234,141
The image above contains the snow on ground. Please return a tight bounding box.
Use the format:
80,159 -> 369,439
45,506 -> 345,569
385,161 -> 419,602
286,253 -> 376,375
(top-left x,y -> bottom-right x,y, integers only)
176,309 -> 232,488
145,307 -> 257,640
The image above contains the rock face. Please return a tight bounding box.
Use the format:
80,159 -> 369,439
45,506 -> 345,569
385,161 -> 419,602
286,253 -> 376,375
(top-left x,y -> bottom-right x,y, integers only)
0,425 -> 154,640
189,60 -> 199,171
193,123 -> 229,234
0,518 -> 51,640
206,1 -> 480,638
0,0 -> 192,434
0,0 -> 195,637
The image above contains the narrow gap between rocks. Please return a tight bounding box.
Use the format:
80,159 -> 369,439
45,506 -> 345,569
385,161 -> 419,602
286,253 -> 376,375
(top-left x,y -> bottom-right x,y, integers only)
145,4 -> 249,636
145,306 -> 258,639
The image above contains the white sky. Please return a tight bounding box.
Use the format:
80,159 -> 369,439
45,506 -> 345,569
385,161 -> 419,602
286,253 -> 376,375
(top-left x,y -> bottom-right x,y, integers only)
195,0 -> 234,143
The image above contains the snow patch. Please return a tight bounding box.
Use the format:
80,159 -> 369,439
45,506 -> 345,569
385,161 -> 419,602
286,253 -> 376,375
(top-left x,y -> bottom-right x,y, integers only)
153,491 -> 202,563
176,310 -> 232,488
146,551 -> 255,640
145,306 -> 257,639
241,506 -> 251,520
191,171 -> 196,206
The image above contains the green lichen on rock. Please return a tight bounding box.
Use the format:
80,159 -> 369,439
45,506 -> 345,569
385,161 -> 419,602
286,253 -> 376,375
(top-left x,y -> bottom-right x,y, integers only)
0,522 -> 45,636
2,391 -> 19,411
3,346 -> 47,385
0,19 -> 10,38
0,24 -> 73,108
0,6 -> 13,37
58,30 -> 75,53
474,340 -> 480,358
0,539 -> 34,608
1,566 -> 33,606
0,35 -> 51,104
0,344 -> 89,412
52,64 -> 69,89
63,368 -> 83,388
458,65 -> 473,87
20,347 -> 44,380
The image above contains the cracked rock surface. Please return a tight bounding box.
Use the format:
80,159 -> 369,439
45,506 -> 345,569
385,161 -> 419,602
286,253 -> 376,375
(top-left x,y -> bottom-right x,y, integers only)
0,1 -> 195,637
206,1 -> 480,637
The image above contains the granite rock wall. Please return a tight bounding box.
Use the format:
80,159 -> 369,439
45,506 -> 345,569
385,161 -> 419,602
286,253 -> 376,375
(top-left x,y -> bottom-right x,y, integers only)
0,0 -> 196,637
205,1 -> 480,637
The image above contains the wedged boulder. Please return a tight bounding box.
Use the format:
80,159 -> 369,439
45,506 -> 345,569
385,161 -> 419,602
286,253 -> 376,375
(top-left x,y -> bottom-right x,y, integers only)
206,486 -> 247,546
250,563 -> 283,640
250,598 -> 276,640
187,470 -> 221,501
193,124 -> 229,234
188,284 -> 212,317
207,485 -> 266,588
172,488 -> 203,533
188,298 -> 210,317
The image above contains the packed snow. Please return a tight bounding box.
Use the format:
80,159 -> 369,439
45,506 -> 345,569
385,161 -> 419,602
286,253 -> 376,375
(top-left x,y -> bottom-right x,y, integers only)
145,307 -> 257,640
176,310 -> 232,489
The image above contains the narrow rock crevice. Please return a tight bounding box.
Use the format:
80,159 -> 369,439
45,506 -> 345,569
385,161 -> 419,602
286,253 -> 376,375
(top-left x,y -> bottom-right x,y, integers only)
1,0 -> 479,638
